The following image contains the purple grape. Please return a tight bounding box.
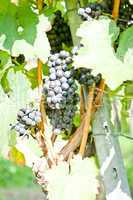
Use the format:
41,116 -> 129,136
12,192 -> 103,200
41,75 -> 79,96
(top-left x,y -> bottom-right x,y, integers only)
78,8 -> 85,15
49,68 -> 56,74
60,77 -> 67,83
56,70 -> 64,77
50,81 -> 56,88
64,71 -> 71,78
61,82 -> 69,90
50,73 -> 56,80
48,90 -> 55,97
54,86 -> 62,94
55,80 -> 61,86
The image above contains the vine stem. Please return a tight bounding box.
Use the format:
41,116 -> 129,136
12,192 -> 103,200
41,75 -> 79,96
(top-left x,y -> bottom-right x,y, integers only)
37,59 -> 43,85
79,84 -> 95,157
36,1 -> 54,165
37,0 -> 43,12
93,79 -> 105,113
112,0 -> 121,20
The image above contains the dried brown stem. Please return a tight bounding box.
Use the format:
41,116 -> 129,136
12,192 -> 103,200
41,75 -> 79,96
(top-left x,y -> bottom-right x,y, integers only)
51,133 -> 57,144
59,117 -> 85,160
79,84 -> 95,157
93,79 -> 105,112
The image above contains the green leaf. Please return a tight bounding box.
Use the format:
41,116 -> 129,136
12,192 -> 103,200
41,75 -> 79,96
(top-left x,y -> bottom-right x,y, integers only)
109,19 -> 120,42
17,3 -> 38,44
73,114 -> 81,127
11,14 -> 51,64
124,82 -> 133,96
44,7 -> 56,17
0,0 -> 38,48
9,130 -> 17,147
0,51 -> 10,69
117,26 -> 133,61
43,63 -> 49,76
0,0 -> 51,64
120,98 -> 130,134
25,68 -> 38,89
0,0 -> 18,50
1,70 -> 11,93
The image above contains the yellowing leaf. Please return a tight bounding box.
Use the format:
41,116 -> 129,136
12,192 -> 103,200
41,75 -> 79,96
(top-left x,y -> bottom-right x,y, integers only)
8,146 -> 25,166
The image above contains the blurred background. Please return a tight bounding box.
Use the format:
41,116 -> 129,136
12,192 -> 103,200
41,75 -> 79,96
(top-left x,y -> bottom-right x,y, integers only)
0,157 -> 44,200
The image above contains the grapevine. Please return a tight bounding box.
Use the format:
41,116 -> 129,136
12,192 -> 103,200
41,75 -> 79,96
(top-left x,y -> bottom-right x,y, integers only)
0,0 -> 132,200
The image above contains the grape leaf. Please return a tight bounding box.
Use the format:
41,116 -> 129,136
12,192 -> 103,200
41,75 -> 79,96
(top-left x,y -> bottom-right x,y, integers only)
45,156 -> 98,200
120,98 -> 130,134
16,137 -> 42,167
73,18 -> 133,89
73,114 -> 81,127
0,51 -> 11,69
117,26 -> 133,61
0,0 -> 51,66
109,18 -> 120,42
11,14 -> 51,65
17,1 -> 38,45
0,50 -> 12,88
0,0 -> 18,50
0,0 -> 38,48
129,0 -> 133,5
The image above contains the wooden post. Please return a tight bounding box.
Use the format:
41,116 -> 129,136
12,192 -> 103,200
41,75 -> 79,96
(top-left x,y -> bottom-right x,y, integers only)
93,95 -> 132,200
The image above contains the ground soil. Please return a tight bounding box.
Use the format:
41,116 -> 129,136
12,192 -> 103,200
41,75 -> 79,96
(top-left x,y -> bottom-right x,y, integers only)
0,188 -> 46,200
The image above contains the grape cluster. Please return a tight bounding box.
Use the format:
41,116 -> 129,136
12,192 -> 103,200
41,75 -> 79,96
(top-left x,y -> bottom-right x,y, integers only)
73,68 -> 102,87
12,54 -> 25,65
47,11 -> 73,53
118,1 -> 133,29
11,107 -> 42,137
43,50 -> 79,134
78,3 -> 103,21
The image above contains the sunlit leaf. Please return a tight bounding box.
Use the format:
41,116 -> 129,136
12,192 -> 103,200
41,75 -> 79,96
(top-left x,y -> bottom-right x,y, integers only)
117,26 -> 133,61
45,156 -> 99,200
73,18 -> 133,89
0,69 -> 34,156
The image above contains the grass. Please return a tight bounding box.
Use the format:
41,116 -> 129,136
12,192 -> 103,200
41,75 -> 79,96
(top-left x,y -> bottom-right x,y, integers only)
0,158 -> 35,188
